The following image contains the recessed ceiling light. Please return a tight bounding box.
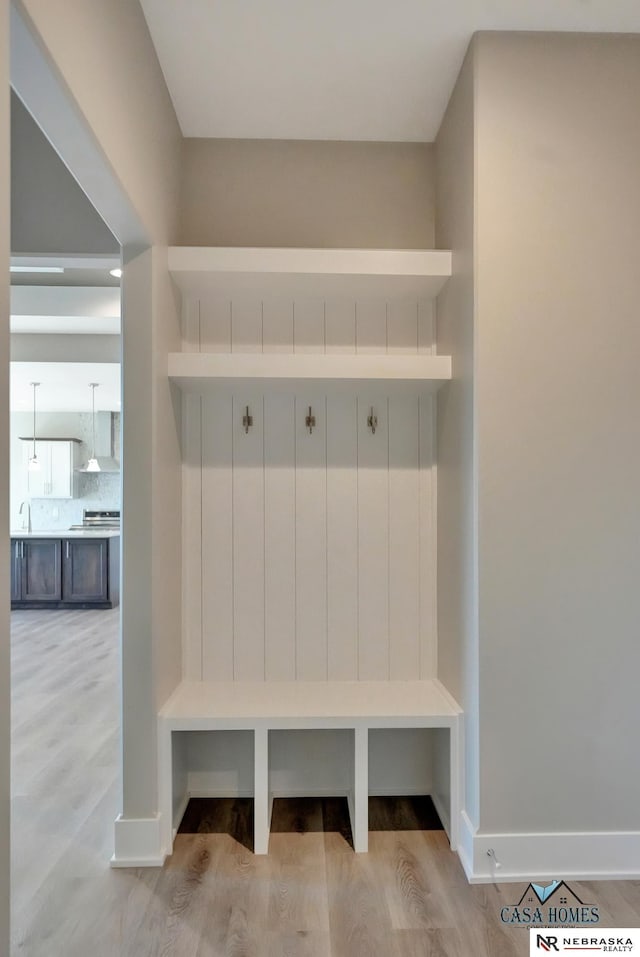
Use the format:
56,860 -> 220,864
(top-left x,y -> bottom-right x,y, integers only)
10,266 -> 65,274
109,268 -> 122,279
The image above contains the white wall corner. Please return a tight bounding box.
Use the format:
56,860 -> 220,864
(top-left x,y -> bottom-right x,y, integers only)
111,813 -> 167,868
457,821 -> 640,884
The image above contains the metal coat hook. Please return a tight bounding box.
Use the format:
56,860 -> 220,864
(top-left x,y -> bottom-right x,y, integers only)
305,406 -> 316,434
367,408 -> 378,434
242,405 -> 253,434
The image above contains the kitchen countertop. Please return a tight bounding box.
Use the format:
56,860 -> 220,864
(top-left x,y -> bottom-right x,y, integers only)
10,529 -> 121,539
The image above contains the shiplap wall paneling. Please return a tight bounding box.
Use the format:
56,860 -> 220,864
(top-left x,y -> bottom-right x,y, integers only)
326,395 -> 358,680
200,296 -> 231,352
231,298 -> 262,352
262,299 -> 293,354
389,396 -> 420,679
182,298 -> 200,352
201,396 -> 234,681
182,393 -> 202,680
295,394 -> 328,680
294,299 -> 325,353
356,301 -> 387,354
418,299 -> 435,354
232,395 -> 265,680
419,395 -> 437,678
264,395 -> 296,681
357,396 -> 390,680
387,300 -> 418,354
325,300 -> 356,354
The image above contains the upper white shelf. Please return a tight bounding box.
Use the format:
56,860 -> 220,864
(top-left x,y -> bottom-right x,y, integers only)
168,246 -> 452,300
168,352 -> 452,395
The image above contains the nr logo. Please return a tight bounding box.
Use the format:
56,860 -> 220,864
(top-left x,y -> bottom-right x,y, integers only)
536,936 -> 560,952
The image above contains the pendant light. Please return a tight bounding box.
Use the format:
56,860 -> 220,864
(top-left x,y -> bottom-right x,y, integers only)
86,382 -> 101,472
27,382 -> 41,472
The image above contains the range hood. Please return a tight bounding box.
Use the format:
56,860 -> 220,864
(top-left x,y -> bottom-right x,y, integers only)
77,411 -> 120,473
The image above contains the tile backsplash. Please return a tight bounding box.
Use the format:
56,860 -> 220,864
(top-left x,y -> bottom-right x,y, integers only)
28,473 -> 121,530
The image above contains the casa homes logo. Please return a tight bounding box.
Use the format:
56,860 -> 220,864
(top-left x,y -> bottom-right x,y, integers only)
501,880 -> 600,926
530,928 -> 640,954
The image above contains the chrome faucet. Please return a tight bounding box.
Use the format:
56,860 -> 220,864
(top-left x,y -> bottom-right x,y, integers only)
19,501 -> 32,534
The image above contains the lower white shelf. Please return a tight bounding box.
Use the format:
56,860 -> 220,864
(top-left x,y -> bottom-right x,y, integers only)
168,352 -> 452,395
158,679 -> 462,857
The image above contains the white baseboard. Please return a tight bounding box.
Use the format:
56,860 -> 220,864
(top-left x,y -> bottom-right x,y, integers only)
172,793 -> 191,838
456,809 -> 475,881
368,786 -> 434,797
457,812 -> 640,883
111,813 -> 166,868
269,787 -> 349,799
187,787 -> 254,799
431,790 -> 452,842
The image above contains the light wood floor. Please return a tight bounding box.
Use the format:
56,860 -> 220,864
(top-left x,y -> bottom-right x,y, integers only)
11,609 -> 640,956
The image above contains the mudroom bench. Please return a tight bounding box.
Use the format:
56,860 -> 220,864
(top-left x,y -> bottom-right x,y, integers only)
158,679 -> 462,857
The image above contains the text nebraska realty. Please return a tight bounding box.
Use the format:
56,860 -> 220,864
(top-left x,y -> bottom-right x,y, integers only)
544,936 -> 634,952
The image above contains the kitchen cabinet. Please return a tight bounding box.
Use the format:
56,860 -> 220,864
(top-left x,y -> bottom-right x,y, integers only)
21,439 -> 81,498
10,535 -> 119,609
10,540 -> 21,603
62,538 -> 108,603
12,539 -> 62,602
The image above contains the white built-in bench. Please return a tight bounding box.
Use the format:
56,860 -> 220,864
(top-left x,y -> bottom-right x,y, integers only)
158,679 -> 462,857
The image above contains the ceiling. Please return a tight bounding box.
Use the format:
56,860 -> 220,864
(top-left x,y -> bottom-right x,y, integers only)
140,0 -> 640,142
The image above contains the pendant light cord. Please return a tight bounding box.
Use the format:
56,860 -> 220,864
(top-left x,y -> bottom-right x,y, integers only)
91,384 -> 96,460
31,382 -> 39,461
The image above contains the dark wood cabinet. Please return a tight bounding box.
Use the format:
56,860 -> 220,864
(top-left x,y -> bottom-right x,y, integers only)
16,539 -> 62,602
10,536 -> 119,609
10,540 -> 22,602
62,539 -> 108,603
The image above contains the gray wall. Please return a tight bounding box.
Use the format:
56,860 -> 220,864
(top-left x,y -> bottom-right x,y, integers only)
180,138 -> 435,248
11,92 -> 118,255
474,33 -> 640,833
435,45 -> 479,828
0,2 -> 9,949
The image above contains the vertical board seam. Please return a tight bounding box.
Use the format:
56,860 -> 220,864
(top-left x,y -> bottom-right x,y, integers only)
387,395 -> 391,681
294,395 -> 298,680
231,396 -> 236,678
263,394 -> 266,681
325,394 -> 328,680
199,394 -> 203,680
431,396 -> 438,678
418,396 -> 422,679
356,396 -> 360,679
